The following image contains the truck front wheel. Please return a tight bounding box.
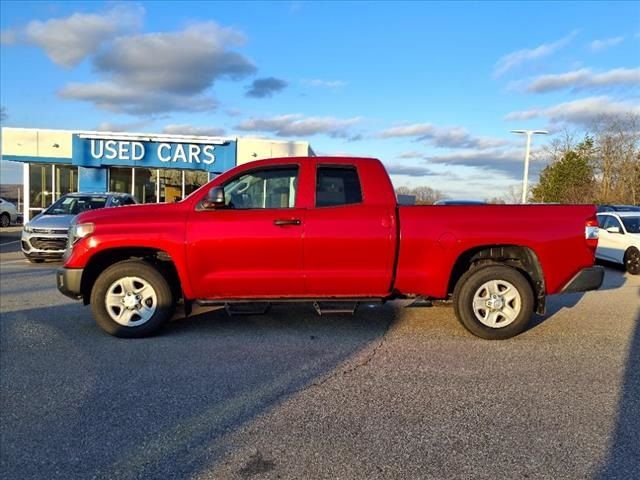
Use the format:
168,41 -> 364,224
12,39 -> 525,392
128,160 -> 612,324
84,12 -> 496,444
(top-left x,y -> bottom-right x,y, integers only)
90,260 -> 175,338
453,265 -> 534,340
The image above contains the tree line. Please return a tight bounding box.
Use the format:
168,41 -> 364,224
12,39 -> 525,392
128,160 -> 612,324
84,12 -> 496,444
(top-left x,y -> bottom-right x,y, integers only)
530,115 -> 639,205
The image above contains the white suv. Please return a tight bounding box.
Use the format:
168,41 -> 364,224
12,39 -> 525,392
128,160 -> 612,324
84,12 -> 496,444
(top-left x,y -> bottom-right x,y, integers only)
0,197 -> 19,228
596,212 -> 640,275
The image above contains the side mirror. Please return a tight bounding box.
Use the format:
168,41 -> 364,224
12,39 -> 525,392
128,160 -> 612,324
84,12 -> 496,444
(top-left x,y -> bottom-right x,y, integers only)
201,186 -> 226,210
606,226 -> 622,234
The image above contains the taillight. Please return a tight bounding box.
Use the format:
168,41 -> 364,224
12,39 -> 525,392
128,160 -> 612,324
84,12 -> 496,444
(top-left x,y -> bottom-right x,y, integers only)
585,218 -> 599,249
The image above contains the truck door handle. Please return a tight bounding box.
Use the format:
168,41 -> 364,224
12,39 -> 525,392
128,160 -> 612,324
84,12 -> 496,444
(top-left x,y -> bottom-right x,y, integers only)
274,219 -> 302,226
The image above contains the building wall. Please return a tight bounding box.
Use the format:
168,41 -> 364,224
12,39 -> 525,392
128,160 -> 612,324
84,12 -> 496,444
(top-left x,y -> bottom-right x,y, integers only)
1,128 -> 72,159
236,138 -> 312,165
1,127 -> 315,222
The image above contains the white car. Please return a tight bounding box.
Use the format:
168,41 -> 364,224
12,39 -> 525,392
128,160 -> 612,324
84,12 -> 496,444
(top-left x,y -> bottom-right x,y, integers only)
596,212 -> 640,275
0,197 -> 19,228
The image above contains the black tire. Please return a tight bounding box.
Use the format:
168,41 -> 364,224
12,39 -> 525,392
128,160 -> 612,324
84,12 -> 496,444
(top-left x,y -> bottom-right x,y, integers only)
90,260 -> 175,338
0,213 -> 9,228
624,247 -> 640,275
453,265 -> 534,340
28,258 -> 45,264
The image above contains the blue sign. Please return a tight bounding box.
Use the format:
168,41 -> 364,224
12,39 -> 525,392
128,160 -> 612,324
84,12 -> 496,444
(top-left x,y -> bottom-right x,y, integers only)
71,135 -> 236,173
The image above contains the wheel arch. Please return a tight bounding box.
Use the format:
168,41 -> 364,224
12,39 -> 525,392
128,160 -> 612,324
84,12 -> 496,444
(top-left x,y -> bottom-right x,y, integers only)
448,244 -> 546,314
80,247 -> 182,305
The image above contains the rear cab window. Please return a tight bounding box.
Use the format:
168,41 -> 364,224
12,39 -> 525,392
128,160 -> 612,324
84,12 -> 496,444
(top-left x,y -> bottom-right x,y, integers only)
315,166 -> 362,207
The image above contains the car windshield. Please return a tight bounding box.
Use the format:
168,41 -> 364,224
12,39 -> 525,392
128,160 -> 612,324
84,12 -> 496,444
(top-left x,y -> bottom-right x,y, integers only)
45,196 -> 108,215
621,216 -> 640,234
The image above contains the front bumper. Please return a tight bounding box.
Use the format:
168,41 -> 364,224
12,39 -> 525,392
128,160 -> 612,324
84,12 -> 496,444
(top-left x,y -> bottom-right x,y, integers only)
561,266 -> 605,294
22,230 -> 68,259
56,267 -> 84,300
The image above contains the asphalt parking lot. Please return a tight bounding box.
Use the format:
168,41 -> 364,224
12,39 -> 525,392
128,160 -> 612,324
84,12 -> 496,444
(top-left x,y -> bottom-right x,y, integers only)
1,227 -> 639,480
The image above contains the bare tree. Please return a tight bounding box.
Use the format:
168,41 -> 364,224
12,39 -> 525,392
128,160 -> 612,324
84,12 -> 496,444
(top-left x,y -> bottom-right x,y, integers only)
503,184 -> 523,204
394,185 -> 447,205
591,114 -> 640,205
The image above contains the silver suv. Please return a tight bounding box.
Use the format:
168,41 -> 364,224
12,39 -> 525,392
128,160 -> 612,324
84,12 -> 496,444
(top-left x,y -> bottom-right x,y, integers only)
22,192 -> 136,263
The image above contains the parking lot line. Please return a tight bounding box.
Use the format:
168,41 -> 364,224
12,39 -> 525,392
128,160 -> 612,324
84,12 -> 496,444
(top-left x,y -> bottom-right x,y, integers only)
0,240 -> 21,247
0,259 -> 29,265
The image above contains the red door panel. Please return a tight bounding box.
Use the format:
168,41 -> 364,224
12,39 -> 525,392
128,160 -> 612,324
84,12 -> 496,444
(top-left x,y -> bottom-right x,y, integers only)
303,205 -> 395,297
186,208 -> 305,298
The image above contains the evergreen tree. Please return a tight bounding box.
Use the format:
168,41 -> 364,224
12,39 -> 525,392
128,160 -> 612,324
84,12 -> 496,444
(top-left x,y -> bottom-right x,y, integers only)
530,137 -> 595,203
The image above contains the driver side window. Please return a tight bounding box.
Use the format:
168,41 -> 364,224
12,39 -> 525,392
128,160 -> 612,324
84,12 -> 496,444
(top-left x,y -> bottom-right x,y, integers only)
222,167 -> 298,209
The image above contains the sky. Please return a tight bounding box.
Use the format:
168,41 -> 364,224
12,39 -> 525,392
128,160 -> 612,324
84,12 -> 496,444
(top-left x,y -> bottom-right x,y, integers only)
0,1 -> 638,199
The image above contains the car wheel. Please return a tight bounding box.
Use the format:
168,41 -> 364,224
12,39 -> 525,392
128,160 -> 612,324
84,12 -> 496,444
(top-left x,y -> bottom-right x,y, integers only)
453,264 -> 534,340
0,213 -> 9,228
90,260 -> 175,338
624,247 -> 640,275
28,258 -> 45,264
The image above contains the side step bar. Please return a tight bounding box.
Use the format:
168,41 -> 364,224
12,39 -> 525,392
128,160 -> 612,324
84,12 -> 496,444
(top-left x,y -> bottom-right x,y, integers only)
313,301 -> 358,315
225,302 -> 271,316
195,298 -> 384,316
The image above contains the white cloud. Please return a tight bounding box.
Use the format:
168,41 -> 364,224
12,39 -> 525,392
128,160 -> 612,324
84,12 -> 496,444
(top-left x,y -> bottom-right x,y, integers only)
302,79 -> 347,88
397,151 -> 424,159
377,123 -> 508,149
590,36 -> 624,52
59,82 -> 217,115
524,67 -> 640,93
2,4 -> 144,67
236,114 -> 362,138
162,124 -> 226,136
95,120 -> 152,132
92,22 -> 255,95
384,164 -> 438,177
425,148 -> 543,178
505,96 -> 640,125
494,30 -> 578,77
58,21 -> 255,115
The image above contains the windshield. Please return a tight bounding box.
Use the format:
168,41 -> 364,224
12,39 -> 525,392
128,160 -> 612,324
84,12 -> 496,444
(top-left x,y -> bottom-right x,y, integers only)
45,196 -> 108,215
621,216 -> 640,234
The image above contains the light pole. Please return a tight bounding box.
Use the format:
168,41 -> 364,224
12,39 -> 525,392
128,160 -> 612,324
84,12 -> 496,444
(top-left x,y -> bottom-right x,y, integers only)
511,129 -> 548,203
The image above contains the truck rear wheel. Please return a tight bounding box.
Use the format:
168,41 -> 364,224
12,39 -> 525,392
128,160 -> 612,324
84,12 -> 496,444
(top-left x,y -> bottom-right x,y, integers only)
90,260 -> 175,338
453,265 -> 534,340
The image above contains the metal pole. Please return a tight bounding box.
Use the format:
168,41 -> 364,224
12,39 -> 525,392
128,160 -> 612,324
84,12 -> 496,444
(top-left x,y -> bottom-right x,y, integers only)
521,132 -> 532,204
511,129 -> 547,204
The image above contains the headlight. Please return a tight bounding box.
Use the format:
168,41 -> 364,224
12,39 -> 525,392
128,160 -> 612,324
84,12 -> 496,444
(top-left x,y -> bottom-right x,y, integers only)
24,225 -> 34,233
70,222 -> 95,243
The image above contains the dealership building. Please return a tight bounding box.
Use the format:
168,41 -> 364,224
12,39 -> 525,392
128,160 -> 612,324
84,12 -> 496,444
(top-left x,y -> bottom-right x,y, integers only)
1,127 -> 314,220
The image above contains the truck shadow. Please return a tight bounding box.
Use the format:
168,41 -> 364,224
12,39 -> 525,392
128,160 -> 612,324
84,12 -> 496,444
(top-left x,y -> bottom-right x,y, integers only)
528,266 -> 628,331
0,302 -> 398,480
597,288 -> 640,479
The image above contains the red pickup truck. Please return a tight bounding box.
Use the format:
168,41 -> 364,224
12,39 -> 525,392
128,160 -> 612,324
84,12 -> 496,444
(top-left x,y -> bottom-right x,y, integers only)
57,157 -> 603,340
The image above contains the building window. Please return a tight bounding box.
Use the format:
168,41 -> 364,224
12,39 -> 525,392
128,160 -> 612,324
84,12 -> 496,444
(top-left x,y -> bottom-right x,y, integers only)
109,168 -> 132,195
134,168 -> 157,203
158,169 -> 183,203
29,164 -> 53,210
184,170 -> 209,197
105,166 -> 210,203
56,165 -> 78,198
